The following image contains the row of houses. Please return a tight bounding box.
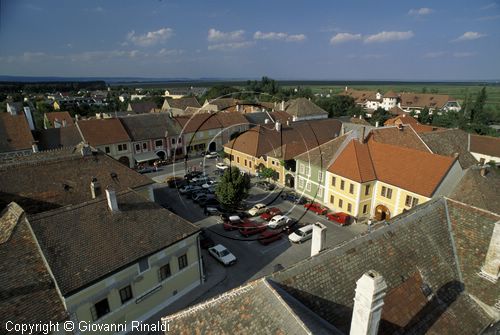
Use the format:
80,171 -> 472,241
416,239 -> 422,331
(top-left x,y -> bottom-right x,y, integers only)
340,87 -> 462,114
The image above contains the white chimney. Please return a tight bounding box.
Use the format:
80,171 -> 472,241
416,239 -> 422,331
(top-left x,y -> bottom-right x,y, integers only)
32,143 -> 39,153
264,118 -> 270,124
350,270 -> 387,335
311,222 -> 327,257
90,178 -> 101,199
62,119 -> 67,127
275,121 -> 282,132
281,100 -> 285,111
480,222 -> 500,283
105,188 -> 119,212
286,119 -> 290,126
375,121 -> 379,128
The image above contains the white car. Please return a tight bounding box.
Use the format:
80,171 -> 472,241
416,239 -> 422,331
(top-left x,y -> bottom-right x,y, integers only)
268,215 -> 289,229
202,180 -> 217,188
205,152 -> 219,159
216,162 -> 229,170
288,224 -> 314,243
208,244 -> 237,266
248,203 -> 267,216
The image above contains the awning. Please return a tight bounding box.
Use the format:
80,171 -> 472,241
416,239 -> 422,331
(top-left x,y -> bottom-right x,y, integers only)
134,151 -> 160,163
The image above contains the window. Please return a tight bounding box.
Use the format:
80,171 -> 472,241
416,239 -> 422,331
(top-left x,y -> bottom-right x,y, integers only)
249,161 -> 252,168
349,183 -> 354,194
135,143 -> 141,152
244,159 -> 247,166
331,176 -> 336,187
330,195 -> 334,204
155,140 -> 163,147
158,263 -> 171,281
105,146 -> 110,154
340,180 -> 345,190
142,142 -> 147,150
318,171 -> 323,182
381,186 -> 388,197
119,285 -> 133,304
338,199 -> 343,208
305,166 -> 310,176
171,138 -> 176,145
298,178 -> 304,188
365,185 -> 370,196
300,164 -> 305,174
178,254 -> 188,270
363,204 -> 368,214
386,188 -> 393,199
138,258 -> 149,273
178,137 -> 182,143
230,154 -> 234,161
118,144 -> 127,152
318,187 -> 323,197
405,195 -> 419,208
306,181 -> 311,192
347,203 -> 352,213
91,298 -> 110,321
237,157 -> 240,163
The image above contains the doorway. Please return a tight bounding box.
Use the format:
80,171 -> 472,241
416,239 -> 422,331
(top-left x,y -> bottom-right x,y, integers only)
374,204 -> 390,221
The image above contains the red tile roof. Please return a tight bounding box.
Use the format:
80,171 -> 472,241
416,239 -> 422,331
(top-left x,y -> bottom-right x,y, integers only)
76,118 -> 130,146
175,113 -> 222,133
470,134 -> 500,158
45,112 -> 74,127
0,113 -> 34,152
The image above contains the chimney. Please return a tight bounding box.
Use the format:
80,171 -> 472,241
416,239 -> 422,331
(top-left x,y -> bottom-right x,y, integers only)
311,222 -> 327,257
480,222 -> 500,283
62,119 -> 67,127
105,188 -> 119,212
75,114 -> 80,121
32,143 -> 39,153
281,100 -> 285,111
480,166 -> 488,177
375,121 -> 379,128
361,127 -> 366,142
264,118 -> 270,124
397,124 -> 403,131
345,86 -> 348,92
80,144 -> 92,157
90,177 -> 101,199
350,270 -> 387,335
286,119 -> 290,126
359,115 -> 362,120
275,121 -> 282,132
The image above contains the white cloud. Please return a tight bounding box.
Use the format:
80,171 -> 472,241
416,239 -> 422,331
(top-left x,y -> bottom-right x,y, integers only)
453,31 -> 486,42
329,33 -> 362,44
253,31 -> 306,42
364,31 -> 414,43
453,51 -> 477,58
127,28 -> 174,47
423,51 -> 447,58
480,3 -> 497,10
408,8 -> 433,16
157,48 -> 184,56
207,41 -> 254,51
207,28 -> 244,42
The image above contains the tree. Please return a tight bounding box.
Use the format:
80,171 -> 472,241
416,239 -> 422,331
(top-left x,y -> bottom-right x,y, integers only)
315,95 -> 357,118
215,166 -> 251,209
471,87 -> 487,124
370,107 -> 391,126
419,107 -> 432,124
258,167 -> 279,181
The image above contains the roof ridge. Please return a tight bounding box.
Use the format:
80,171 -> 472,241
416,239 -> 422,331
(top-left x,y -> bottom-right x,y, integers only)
444,197 -> 500,218
352,140 -> 362,182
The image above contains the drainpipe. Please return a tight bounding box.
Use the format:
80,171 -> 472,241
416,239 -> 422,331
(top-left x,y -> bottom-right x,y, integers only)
196,233 -> 205,283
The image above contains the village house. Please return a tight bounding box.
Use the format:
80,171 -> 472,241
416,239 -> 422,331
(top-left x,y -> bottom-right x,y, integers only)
127,101 -> 158,114
161,96 -> 202,116
295,125 -> 464,221
174,113 -> 223,155
43,111 -> 74,129
468,134 -> 500,165
163,197 -> 500,334
0,111 -> 36,159
37,125 -> 83,151
277,97 -> 329,121
76,118 -> 134,167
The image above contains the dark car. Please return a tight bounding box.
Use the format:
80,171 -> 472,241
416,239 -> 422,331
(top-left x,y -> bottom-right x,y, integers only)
204,205 -> 223,216
184,171 -> 203,181
281,192 -> 306,204
259,229 -> 283,245
256,181 -> 276,191
199,229 -> 215,249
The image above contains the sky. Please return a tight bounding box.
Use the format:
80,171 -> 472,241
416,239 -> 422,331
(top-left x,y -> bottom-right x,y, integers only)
0,0 -> 499,80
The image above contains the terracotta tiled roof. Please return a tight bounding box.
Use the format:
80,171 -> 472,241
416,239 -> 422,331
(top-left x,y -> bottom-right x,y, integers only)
399,93 -> 453,109
339,89 -> 378,103
328,138 -> 456,197
470,134 -> 500,158
0,148 -> 152,214
29,190 -> 199,295
214,112 -> 250,128
0,113 -> 34,152
77,118 -> 130,146
367,125 -> 431,152
175,113 -> 222,133
45,111 -> 74,127
384,114 -> 419,126
388,106 -> 406,115
384,90 -> 398,98
0,203 -> 68,326
206,98 -> 240,110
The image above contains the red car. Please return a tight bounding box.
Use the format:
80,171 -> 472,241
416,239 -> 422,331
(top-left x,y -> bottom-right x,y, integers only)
239,221 -> 267,237
325,212 -> 351,225
258,229 -> 282,245
304,202 -> 327,215
260,207 -> 282,221
222,215 -> 248,231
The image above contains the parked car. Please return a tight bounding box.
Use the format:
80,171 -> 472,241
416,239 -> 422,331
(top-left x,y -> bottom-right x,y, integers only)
179,185 -> 202,195
208,244 -> 237,266
137,166 -> 155,174
199,229 -> 215,249
202,180 -> 217,188
248,203 -> 267,216
221,215 -> 246,231
267,215 -> 290,229
288,224 -> 314,243
205,152 -> 219,159
184,171 -> 203,180
256,181 -> 276,191
260,207 -> 282,221
239,221 -> 268,237
325,212 -> 352,225
204,205 -> 223,216
193,193 -> 215,203
304,202 -> 327,215
216,162 -> 229,170
199,198 -> 220,208
259,229 -> 283,245
191,176 -> 210,184
165,176 -> 186,188
281,192 -> 306,204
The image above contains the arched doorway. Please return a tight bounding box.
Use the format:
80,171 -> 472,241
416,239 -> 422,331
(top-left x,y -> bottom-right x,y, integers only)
156,151 -> 166,160
374,204 -> 390,221
118,156 -> 130,167
208,142 -> 216,152
285,174 -> 295,188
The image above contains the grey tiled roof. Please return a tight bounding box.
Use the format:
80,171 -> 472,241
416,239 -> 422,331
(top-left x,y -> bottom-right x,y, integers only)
37,125 -> 83,150
0,147 -> 153,214
29,190 -> 199,295
164,278 -> 341,335
119,113 -> 182,141
283,98 -> 328,117
0,203 -> 68,328
419,129 -> 478,168
450,167 -> 500,213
